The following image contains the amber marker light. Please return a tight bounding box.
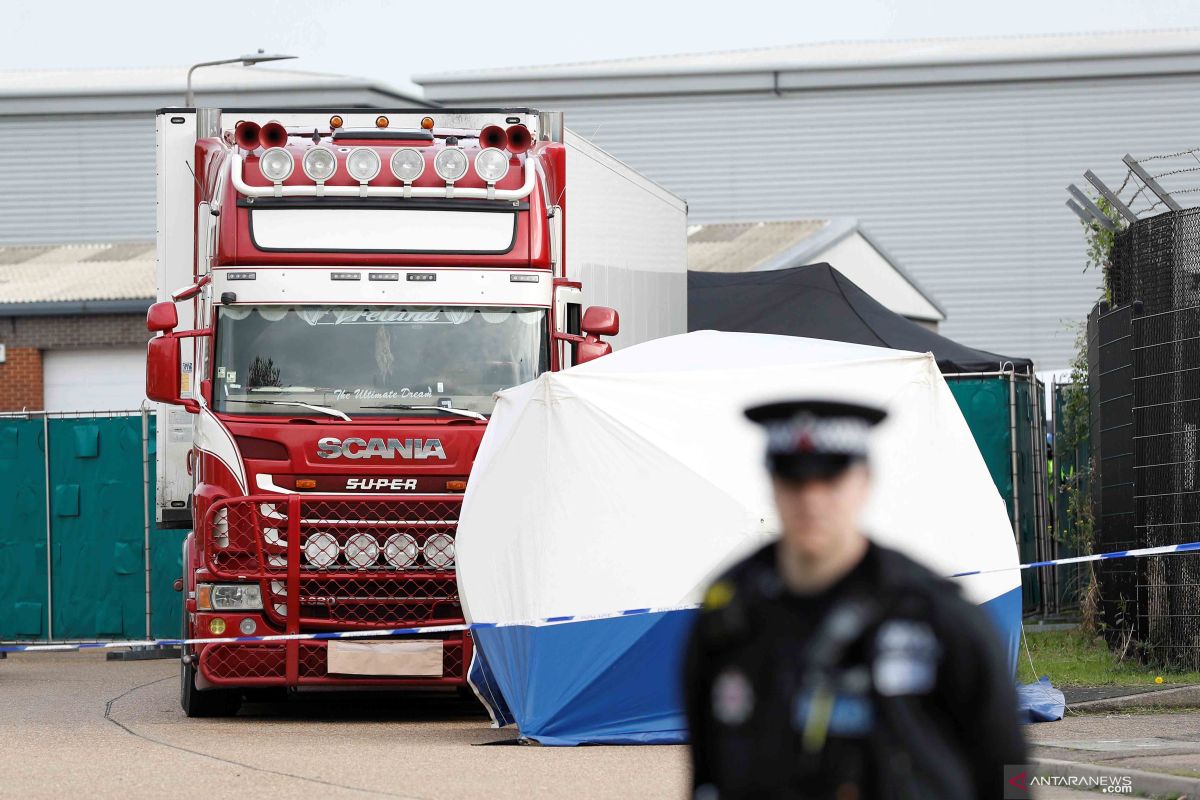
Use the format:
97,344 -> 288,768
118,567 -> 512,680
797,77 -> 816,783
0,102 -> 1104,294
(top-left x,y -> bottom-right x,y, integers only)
375,115 -> 389,128
295,478 -> 317,489
196,584 -> 213,610
329,115 -> 344,129
421,116 -> 435,130
446,480 -> 467,492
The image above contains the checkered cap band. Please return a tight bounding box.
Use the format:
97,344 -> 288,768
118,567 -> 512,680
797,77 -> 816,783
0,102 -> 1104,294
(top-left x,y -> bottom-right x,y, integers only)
765,414 -> 873,458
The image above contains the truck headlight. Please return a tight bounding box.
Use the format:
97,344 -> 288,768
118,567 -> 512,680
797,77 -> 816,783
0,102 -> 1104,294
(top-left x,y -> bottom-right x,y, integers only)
434,148 -> 469,182
213,507 -> 229,548
304,531 -> 339,569
423,532 -> 455,569
197,583 -> 263,611
344,532 -> 380,568
259,147 -> 294,182
384,533 -> 418,568
390,148 -> 425,182
303,147 -> 338,182
346,148 -> 381,182
474,148 -> 508,183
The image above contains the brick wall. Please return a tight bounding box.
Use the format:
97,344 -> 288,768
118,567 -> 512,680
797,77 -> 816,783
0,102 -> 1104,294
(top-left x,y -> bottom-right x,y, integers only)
0,347 -> 43,410
0,312 -> 147,412
0,313 -> 147,350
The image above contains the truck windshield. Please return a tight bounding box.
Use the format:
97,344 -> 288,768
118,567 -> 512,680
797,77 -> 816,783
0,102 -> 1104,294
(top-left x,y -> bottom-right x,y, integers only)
212,306 -> 549,416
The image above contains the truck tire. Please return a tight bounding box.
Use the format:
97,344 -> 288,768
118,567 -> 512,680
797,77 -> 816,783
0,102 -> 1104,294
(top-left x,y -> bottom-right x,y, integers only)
180,656 -> 241,718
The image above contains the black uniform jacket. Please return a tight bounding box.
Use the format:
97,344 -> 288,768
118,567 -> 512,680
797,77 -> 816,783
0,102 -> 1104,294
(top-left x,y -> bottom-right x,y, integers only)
683,540 -> 1026,800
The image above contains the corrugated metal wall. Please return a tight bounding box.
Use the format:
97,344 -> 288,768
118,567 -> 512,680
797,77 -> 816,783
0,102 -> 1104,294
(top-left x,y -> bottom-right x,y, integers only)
434,74 -> 1200,369
0,114 -> 155,246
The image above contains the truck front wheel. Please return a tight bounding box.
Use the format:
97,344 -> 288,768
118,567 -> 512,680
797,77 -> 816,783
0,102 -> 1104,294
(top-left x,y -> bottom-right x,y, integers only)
180,656 -> 241,717
179,579 -> 240,717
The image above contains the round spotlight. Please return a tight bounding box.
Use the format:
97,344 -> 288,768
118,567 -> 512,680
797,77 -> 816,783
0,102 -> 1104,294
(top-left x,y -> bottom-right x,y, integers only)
423,532 -> 456,569
239,618 -> 257,635
209,618 -> 226,635
474,148 -> 509,183
344,532 -> 380,568
346,148 -> 381,182
390,148 -> 425,183
384,533 -> 419,568
302,147 -> 337,182
434,148 -> 469,182
259,147 -> 294,182
303,531 -> 339,569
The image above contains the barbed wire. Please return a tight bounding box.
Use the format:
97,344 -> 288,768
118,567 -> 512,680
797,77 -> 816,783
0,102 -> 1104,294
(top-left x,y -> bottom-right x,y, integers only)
1078,147 -> 1200,225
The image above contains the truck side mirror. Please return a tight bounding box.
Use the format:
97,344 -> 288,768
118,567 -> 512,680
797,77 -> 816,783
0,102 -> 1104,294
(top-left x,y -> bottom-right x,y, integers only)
576,306 -> 620,365
147,301 -> 178,332
581,306 -> 619,337
147,335 -> 199,412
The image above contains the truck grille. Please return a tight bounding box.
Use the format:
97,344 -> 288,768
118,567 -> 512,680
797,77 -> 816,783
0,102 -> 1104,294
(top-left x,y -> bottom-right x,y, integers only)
205,495 -> 463,630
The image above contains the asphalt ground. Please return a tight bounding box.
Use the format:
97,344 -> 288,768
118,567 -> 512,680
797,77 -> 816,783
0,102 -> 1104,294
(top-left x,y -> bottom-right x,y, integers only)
6,651 -> 1195,799
1028,708 -> 1200,776
0,651 -> 688,799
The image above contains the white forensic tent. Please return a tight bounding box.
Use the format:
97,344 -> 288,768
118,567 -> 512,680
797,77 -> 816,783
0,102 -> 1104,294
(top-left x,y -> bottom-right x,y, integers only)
458,330 -> 1021,745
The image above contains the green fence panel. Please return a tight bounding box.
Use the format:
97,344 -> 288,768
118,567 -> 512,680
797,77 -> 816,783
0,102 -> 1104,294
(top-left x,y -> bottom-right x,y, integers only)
1,412 -> 189,642
947,376 -> 1044,612
47,416 -> 147,639
147,414 -> 188,639
0,418 -> 49,639
946,378 -> 1014,501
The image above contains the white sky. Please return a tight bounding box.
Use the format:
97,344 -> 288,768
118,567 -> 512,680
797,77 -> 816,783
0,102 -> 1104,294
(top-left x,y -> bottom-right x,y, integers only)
8,0 -> 1200,95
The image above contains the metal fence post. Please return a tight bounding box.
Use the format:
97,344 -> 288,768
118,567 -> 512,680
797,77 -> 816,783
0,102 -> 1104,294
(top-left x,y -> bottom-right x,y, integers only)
1009,373 -> 1020,540
42,412 -> 53,641
142,405 -> 152,639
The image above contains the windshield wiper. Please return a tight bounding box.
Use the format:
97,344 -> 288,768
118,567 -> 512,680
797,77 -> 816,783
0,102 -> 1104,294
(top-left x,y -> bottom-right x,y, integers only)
230,399 -> 352,421
363,404 -> 486,421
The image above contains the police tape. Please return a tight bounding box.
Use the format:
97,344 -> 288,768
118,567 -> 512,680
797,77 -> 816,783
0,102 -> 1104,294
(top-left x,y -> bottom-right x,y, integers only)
0,606 -> 686,654
949,540 -> 1200,578
5,542 -> 1200,655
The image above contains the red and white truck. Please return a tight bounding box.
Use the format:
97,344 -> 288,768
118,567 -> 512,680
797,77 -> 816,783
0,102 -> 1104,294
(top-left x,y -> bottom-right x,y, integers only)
148,107 -> 686,715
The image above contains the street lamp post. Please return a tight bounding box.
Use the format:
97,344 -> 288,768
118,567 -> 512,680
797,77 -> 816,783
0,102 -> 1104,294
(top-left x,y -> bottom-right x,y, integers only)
185,49 -> 297,106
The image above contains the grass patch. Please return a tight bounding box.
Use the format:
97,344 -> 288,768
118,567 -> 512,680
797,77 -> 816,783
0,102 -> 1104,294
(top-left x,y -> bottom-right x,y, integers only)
1017,629 -> 1200,687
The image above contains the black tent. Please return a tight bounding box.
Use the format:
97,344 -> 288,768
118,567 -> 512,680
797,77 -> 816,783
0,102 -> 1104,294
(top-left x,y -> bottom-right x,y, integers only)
688,264 -> 1033,373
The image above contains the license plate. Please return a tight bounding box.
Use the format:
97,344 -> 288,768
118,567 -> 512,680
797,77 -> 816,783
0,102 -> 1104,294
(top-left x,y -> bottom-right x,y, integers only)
327,640 -> 443,676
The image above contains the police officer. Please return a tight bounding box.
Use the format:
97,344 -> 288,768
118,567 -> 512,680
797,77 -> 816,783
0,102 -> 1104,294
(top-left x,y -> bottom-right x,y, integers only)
683,399 -> 1025,799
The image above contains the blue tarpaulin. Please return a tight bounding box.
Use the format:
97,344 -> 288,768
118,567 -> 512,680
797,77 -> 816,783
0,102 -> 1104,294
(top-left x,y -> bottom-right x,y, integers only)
1017,677 -> 1066,723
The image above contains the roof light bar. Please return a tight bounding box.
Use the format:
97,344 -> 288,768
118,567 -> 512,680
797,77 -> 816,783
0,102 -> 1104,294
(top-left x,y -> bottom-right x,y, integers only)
230,150 -> 537,201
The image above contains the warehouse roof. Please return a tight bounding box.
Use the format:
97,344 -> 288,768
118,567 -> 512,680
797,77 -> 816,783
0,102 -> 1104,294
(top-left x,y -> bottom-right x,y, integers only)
0,65 -> 425,114
688,219 -> 944,323
416,28 -> 1200,99
0,243 -> 154,315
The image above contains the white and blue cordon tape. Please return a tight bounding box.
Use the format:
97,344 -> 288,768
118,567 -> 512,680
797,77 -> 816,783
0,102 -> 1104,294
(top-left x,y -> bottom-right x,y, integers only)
4,541 -> 1199,655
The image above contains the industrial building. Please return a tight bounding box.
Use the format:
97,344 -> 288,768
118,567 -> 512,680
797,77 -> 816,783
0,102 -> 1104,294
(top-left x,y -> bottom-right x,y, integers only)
0,66 -> 420,411
416,29 -> 1200,369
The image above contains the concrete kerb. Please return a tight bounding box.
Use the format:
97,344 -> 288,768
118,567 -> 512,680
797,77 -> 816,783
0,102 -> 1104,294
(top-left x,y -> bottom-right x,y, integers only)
1069,685 -> 1200,713
1034,757 -> 1200,798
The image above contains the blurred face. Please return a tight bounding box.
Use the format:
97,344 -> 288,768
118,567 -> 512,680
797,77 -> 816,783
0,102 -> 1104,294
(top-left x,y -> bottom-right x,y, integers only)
772,462 -> 871,562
